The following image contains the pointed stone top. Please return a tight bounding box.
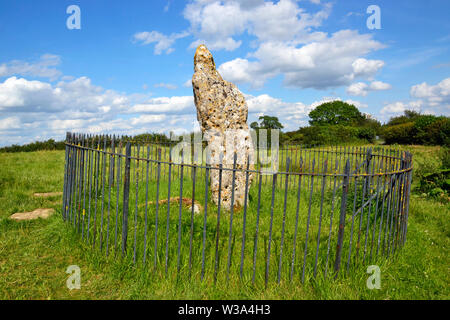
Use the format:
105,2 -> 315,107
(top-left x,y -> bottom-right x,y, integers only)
194,44 -> 216,72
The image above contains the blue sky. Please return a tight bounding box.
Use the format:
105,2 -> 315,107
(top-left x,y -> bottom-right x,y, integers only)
0,0 -> 449,146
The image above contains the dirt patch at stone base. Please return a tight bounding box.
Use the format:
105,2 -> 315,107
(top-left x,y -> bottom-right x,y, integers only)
33,192 -> 63,198
10,208 -> 55,221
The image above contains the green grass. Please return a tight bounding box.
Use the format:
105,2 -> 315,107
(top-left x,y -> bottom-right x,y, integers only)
0,147 -> 448,299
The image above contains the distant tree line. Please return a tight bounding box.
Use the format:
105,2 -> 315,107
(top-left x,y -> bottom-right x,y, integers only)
2,104 -> 448,152
0,133 -> 172,153
0,139 -> 66,153
277,102 -> 448,146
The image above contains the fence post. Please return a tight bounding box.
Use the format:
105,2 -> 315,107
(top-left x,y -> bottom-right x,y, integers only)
402,152 -> 412,245
62,132 -> 70,221
121,142 -> 132,257
334,159 -> 350,277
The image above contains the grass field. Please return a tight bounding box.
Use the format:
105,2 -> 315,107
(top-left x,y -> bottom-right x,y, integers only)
0,145 -> 448,299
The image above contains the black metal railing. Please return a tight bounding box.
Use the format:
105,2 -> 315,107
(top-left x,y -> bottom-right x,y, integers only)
62,132 -> 413,286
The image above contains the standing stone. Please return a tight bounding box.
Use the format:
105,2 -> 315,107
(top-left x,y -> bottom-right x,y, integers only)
192,44 -> 254,211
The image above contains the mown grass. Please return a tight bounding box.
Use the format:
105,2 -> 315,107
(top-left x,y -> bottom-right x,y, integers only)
0,147 -> 448,300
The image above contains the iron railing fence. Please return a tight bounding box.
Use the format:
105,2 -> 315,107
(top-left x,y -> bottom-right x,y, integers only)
62,132 -> 413,287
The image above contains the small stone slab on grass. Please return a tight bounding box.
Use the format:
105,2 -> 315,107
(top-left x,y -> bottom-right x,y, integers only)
10,208 -> 55,221
33,192 -> 63,198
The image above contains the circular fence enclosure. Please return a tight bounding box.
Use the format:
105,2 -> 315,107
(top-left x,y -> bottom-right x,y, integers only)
62,132 -> 413,286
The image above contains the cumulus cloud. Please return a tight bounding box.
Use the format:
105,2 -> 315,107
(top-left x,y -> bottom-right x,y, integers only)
410,77 -> 450,107
346,80 -> 391,96
183,0 -> 331,50
0,76 -> 130,115
380,102 -> 408,115
133,0 -> 385,90
219,30 -> 384,89
0,69 -> 376,146
381,77 -> 450,117
0,54 -> 62,81
127,96 -> 194,114
0,76 -> 196,146
0,116 -> 21,130
351,58 -> 384,79
345,99 -> 368,109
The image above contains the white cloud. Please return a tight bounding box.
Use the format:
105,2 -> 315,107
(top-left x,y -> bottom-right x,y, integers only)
345,99 -> 368,109
379,99 -> 425,117
130,114 -> 167,125
370,80 -> 392,91
0,71 -> 379,146
245,93 -> 312,130
380,102 -> 408,114
219,30 -> 384,89
0,75 -> 194,146
377,78 -> 450,118
410,77 -> 450,107
133,1 -> 385,90
0,116 -> 20,130
0,54 -> 62,81
132,31 -> 189,54
218,58 -> 268,89
352,58 -> 384,79
154,82 -> 178,90
347,82 -> 369,96
183,79 -> 192,88
347,80 -> 391,96
184,1 -> 247,51
183,0 -> 331,50
127,96 -> 194,114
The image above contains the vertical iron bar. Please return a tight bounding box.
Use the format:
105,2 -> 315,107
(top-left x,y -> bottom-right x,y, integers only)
133,145 -> 141,264
290,158 -> 303,282
121,142 -> 131,257
265,171 -> 277,288
301,158 -> 315,283
114,142 -> 122,254
239,156 -> 251,280
324,158 -> 339,278
164,148 -> 172,273
334,160 -> 350,278
314,158 -> 328,278
176,151 -> 185,276
188,165 -> 197,279
226,153 -> 238,283
213,161 -> 223,284
278,158 -> 290,283
201,165 -> 209,281
252,168 -> 263,285
153,148 -> 161,268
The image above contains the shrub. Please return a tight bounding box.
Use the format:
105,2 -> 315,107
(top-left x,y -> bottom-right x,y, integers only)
381,122 -> 415,145
440,147 -> 450,169
382,111 -> 449,146
357,127 -> 376,143
425,118 -> 450,146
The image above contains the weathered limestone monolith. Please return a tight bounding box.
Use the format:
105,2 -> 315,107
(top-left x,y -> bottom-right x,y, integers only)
192,44 -> 254,211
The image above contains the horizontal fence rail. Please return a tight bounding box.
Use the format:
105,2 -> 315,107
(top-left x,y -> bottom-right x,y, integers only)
62,132 -> 413,286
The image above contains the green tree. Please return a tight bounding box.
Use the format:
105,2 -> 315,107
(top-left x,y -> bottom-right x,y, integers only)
258,115 -> 284,129
250,121 -> 259,130
308,101 -> 364,126
386,110 -> 420,126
